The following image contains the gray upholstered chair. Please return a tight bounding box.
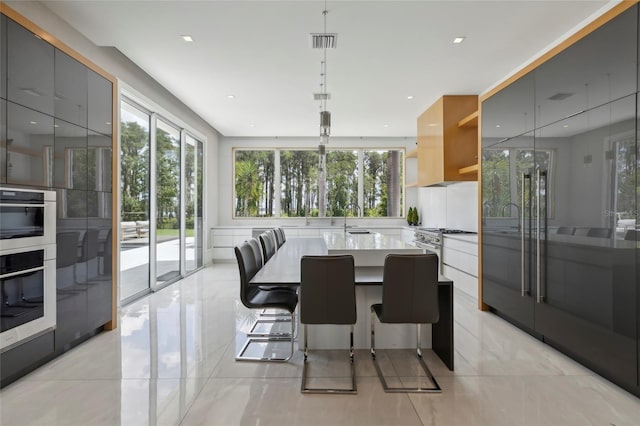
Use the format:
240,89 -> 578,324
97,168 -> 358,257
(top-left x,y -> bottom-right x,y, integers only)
624,229 -> 639,241
300,255 -> 357,394
370,253 -> 442,393
234,241 -> 298,362
259,231 -> 277,262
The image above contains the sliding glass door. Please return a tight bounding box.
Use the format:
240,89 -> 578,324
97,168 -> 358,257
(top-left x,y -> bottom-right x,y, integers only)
155,119 -> 181,285
120,99 -> 204,302
120,101 -> 151,300
185,134 -> 203,272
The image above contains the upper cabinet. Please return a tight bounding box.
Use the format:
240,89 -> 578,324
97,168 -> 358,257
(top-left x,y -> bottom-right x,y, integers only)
0,15 -> 115,188
6,18 -> 54,116
55,50 -> 88,128
87,70 -> 113,136
535,5 -> 638,129
482,72 -> 535,147
417,95 -> 478,186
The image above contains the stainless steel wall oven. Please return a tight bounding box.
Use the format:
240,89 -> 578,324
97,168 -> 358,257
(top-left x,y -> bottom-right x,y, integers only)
0,188 -> 56,352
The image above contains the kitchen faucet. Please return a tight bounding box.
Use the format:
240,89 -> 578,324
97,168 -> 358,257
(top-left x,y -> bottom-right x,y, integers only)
344,204 -> 361,233
502,202 -> 521,232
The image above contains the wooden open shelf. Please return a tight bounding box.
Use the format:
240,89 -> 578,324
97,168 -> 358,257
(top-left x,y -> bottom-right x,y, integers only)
458,163 -> 478,175
406,148 -> 417,158
457,110 -> 478,128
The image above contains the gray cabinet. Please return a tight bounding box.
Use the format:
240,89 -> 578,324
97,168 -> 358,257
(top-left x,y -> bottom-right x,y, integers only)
87,70 -> 113,136
0,13 -> 114,385
534,6 -> 638,129
55,50 -> 87,128
482,5 -> 639,397
6,18 -> 54,115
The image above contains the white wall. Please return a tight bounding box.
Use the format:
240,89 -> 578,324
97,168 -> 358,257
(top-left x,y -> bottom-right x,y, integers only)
6,1 -> 221,259
218,136 -> 417,227
418,182 -> 478,232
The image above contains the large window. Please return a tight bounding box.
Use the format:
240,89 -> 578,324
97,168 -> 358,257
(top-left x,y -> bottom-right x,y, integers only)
233,148 -> 404,218
234,150 -> 275,217
280,150 -> 318,217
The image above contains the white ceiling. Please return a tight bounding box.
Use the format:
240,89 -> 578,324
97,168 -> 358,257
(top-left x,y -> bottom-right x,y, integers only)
42,0 -> 614,138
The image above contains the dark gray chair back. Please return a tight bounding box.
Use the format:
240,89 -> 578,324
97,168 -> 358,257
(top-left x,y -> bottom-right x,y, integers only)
274,228 -> 283,248
277,227 -> 286,244
259,232 -> 276,262
300,255 -> 356,325
381,254 -> 439,324
235,241 -> 261,309
556,226 -> 575,235
586,227 -> 611,238
248,238 -> 264,267
624,229 -> 638,241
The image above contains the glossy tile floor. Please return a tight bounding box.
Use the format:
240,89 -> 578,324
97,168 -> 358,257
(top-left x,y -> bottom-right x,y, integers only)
2,263 -> 640,425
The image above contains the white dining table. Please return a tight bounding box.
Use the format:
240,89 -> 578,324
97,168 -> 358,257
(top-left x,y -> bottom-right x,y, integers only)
250,236 -> 454,370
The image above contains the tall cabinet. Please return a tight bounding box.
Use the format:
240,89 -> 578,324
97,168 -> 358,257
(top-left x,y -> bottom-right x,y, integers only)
482,4 -> 639,396
0,8 -> 116,386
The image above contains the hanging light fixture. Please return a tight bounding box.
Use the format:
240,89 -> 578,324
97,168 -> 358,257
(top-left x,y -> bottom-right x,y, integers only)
311,2 -> 336,145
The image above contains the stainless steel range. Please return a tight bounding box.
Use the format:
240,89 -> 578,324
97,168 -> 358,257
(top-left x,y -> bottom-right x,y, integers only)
413,228 -> 474,273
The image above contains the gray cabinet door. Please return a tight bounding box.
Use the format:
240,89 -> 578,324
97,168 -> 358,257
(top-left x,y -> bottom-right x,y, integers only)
534,5 -> 638,129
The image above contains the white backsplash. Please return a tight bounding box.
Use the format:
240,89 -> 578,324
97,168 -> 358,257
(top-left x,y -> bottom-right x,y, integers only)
417,182 -> 478,231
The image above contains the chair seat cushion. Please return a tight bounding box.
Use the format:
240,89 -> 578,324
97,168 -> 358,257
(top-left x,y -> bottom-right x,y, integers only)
248,288 -> 298,313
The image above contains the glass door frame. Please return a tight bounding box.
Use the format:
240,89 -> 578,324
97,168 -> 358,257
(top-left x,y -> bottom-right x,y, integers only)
118,92 -> 206,303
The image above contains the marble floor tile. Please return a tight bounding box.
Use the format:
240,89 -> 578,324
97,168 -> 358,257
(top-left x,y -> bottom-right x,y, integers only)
2,262 -> 639,426
180,377 -> 424,426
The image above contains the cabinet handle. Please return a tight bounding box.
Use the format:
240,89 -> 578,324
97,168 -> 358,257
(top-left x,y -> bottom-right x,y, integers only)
521,173 -> 526,296
536,169 -> 542,303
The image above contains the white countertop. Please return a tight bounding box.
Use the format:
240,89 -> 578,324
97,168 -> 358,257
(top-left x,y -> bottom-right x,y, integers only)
323,231 -> 419,251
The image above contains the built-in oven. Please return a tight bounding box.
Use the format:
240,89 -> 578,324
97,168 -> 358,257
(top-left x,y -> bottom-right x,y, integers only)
0,245 -> 56,352
1,188 -> 56,250
0,187 -> 57,353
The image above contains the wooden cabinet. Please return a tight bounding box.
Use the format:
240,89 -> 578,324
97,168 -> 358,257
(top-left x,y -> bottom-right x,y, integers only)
417,95 -> 478,186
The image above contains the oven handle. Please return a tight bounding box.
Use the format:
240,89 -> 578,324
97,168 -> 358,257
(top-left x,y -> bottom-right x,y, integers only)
414,241 -> 439,251
0,203 -> 46,208
0,265 -> 46,280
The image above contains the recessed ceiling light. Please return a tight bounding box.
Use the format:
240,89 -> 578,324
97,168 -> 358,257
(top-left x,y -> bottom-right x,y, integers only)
249,124 -> 255,128
383,124 -> 389,128
563,125 -> 569,128
227,94 -> 236,99
181,35 -> 194,42
29,121 -> 37,125
53,124 -> 60,128
453,37 -> 466,44
106,122 -> 112,125
407,95 -> 414,100
495,124 -> 501,128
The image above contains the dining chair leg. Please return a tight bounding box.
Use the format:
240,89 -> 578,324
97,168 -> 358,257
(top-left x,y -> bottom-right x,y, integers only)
371,318 -> 441,393
301,324 -> 357,394
236,310 -> 296,362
